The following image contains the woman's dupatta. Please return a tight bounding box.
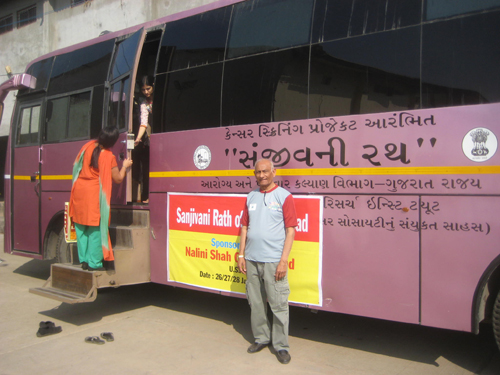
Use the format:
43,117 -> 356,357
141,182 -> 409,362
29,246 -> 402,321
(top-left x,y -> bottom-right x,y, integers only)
70,141 -> 115,261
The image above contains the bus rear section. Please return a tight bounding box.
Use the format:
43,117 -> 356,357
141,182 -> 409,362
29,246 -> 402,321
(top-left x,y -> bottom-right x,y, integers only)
3,0 -> 500,351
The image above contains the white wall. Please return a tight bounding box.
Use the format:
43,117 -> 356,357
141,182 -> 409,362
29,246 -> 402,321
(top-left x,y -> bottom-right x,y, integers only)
0,0 -> 221,136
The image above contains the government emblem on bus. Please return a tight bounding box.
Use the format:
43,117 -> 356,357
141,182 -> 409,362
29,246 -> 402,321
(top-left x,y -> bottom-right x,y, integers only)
194,145 -> 211,170
462,127 -> 497,162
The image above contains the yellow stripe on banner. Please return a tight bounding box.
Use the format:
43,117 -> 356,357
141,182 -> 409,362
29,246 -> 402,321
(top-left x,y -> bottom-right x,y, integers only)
13,175 -> 33,180
151,165 -> 500,178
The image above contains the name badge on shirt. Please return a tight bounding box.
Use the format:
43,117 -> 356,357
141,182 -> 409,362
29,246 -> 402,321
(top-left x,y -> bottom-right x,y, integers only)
249,203 -> 257,211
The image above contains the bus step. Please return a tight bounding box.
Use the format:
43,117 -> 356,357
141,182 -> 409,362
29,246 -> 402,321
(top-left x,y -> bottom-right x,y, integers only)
30,286 -> 96,304
30,209 -> 150,304
29,264 -> 97,304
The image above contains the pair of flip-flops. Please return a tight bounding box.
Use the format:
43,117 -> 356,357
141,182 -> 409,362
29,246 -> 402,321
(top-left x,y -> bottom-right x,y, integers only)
85,332 -> 114,345
36,321 -> 62,337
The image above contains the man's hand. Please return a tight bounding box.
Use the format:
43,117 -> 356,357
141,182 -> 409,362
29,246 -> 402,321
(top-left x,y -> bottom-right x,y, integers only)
237,256 -> 247,275
275,259 -> 288,281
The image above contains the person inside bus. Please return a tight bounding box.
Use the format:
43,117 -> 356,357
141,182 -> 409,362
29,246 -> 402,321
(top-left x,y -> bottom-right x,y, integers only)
133,75 -> 153,204
69,126 -> 133,271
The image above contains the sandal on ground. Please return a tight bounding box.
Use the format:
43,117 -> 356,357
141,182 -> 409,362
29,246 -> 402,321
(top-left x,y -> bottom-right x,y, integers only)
36,324 -> 62,337
101,332 -> 114,342
85,336 -> 105,345
39,321 -> 55,328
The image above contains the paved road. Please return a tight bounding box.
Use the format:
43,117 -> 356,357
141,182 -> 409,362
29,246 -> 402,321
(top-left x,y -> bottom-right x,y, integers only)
1,237 -> 500,374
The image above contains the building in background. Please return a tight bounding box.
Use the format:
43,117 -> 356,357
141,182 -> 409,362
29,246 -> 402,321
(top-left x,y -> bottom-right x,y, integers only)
0,0 -> 220,137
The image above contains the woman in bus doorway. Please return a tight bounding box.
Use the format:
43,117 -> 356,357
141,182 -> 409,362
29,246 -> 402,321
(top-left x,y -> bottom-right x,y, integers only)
69,126 -> 133,271
133,75 -> 153,204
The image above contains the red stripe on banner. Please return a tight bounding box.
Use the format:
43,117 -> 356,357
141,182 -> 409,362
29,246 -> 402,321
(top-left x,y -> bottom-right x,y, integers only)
168,194 -> 320,242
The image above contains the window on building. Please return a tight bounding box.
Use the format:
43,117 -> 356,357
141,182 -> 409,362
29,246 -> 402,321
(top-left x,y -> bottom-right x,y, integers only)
0,14 -> 13,35
17,5 -> 36,28
72,0 -> 88,7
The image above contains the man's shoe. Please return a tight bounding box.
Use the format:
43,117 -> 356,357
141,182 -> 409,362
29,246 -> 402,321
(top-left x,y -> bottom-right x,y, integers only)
276,350 -> 291,364
247,342 -> 268,353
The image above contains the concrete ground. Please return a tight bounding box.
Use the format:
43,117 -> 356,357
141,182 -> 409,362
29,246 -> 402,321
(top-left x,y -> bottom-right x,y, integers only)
2,234 -> 500,375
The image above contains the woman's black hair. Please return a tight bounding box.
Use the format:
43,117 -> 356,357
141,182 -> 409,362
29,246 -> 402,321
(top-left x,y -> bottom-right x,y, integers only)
90,126 -> 120,169
140,75 -> 154,88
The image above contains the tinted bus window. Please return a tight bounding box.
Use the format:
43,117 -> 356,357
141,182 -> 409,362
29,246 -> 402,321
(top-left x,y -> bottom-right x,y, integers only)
422,11 -> 500,108
45,91 -> 91,142
68,92 -> 92,138
48,39 -> 114,95
222,47 -> 309,126
108,78 -> 130,130
159,63 -> 223,132
227,0 -> 313,59
309,26 -> 420,117
425,0 -> 500,20
157,6 -> 231,73
110,32 -> 143,80
312,0 -> 421,43
16,105 -> 40,145
21,57 -> 54,94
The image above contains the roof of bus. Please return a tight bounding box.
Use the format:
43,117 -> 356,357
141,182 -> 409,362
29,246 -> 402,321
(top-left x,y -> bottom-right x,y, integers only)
27,0 -> 245,70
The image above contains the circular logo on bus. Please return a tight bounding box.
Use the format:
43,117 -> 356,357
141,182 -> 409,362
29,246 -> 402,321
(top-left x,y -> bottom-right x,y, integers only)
462,127 -> 497,162
194,145 -> 211,170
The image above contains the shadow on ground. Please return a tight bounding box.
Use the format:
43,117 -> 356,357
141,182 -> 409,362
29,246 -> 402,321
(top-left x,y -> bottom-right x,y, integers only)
18,259 -> 500,375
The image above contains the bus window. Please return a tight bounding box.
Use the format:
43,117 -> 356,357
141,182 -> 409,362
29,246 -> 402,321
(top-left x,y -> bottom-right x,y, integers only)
311,0 -> 421,41
222,46 -> 309,126
309,26 -> 420,118
425,0 -> 500,20
20,57 -> 54,94
422,11 -> 500,108
227,0 -> 313,59
157,6 -> 231,73
16,105 -> 40,146
45,91 -> 91,143
108,78 -> 130,130
158,64 -> 222,132
48,40 -> 114,96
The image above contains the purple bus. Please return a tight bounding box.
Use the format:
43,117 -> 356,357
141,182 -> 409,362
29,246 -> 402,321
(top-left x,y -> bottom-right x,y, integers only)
2,0 -> 500,350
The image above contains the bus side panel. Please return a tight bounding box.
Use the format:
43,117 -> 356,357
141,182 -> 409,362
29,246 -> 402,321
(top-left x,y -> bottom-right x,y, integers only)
4,134 -> 12,254
421,196 -> 500,332
322,194 -> 420,324
41,142 -> 82,192
149,191 -> 169,285
40,192 -> 70,239
39,141 -> 87,258
149,129 -> 421,324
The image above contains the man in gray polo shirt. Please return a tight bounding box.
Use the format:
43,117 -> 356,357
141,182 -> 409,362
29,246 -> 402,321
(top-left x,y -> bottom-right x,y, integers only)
237,158 -> 297,364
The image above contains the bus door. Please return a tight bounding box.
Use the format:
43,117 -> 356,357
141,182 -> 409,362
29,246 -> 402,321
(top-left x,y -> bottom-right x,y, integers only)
105,28 -> 146,204
11,100 -> 42,254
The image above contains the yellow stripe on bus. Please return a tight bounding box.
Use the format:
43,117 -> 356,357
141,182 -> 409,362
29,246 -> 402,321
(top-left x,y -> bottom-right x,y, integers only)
41,175 -> 73,180
12,166 -> 500,181
13,175 -> 72,181
150,165 -> 500,178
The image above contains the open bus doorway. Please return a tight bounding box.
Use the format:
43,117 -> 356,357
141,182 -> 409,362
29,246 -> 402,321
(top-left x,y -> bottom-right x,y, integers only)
131,30 -> 161,204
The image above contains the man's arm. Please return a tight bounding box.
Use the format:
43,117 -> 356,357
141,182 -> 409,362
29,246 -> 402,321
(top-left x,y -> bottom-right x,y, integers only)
275,226 -> 295,281
237,225 -> 248,275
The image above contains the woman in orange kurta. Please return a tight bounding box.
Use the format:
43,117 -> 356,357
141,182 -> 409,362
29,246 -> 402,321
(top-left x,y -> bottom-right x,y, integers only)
69,126 -> 132,271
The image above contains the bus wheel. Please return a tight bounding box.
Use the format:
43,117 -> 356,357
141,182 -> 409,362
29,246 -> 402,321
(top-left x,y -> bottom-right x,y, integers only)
493,289 -> 500,351
55,228 -> 72,264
